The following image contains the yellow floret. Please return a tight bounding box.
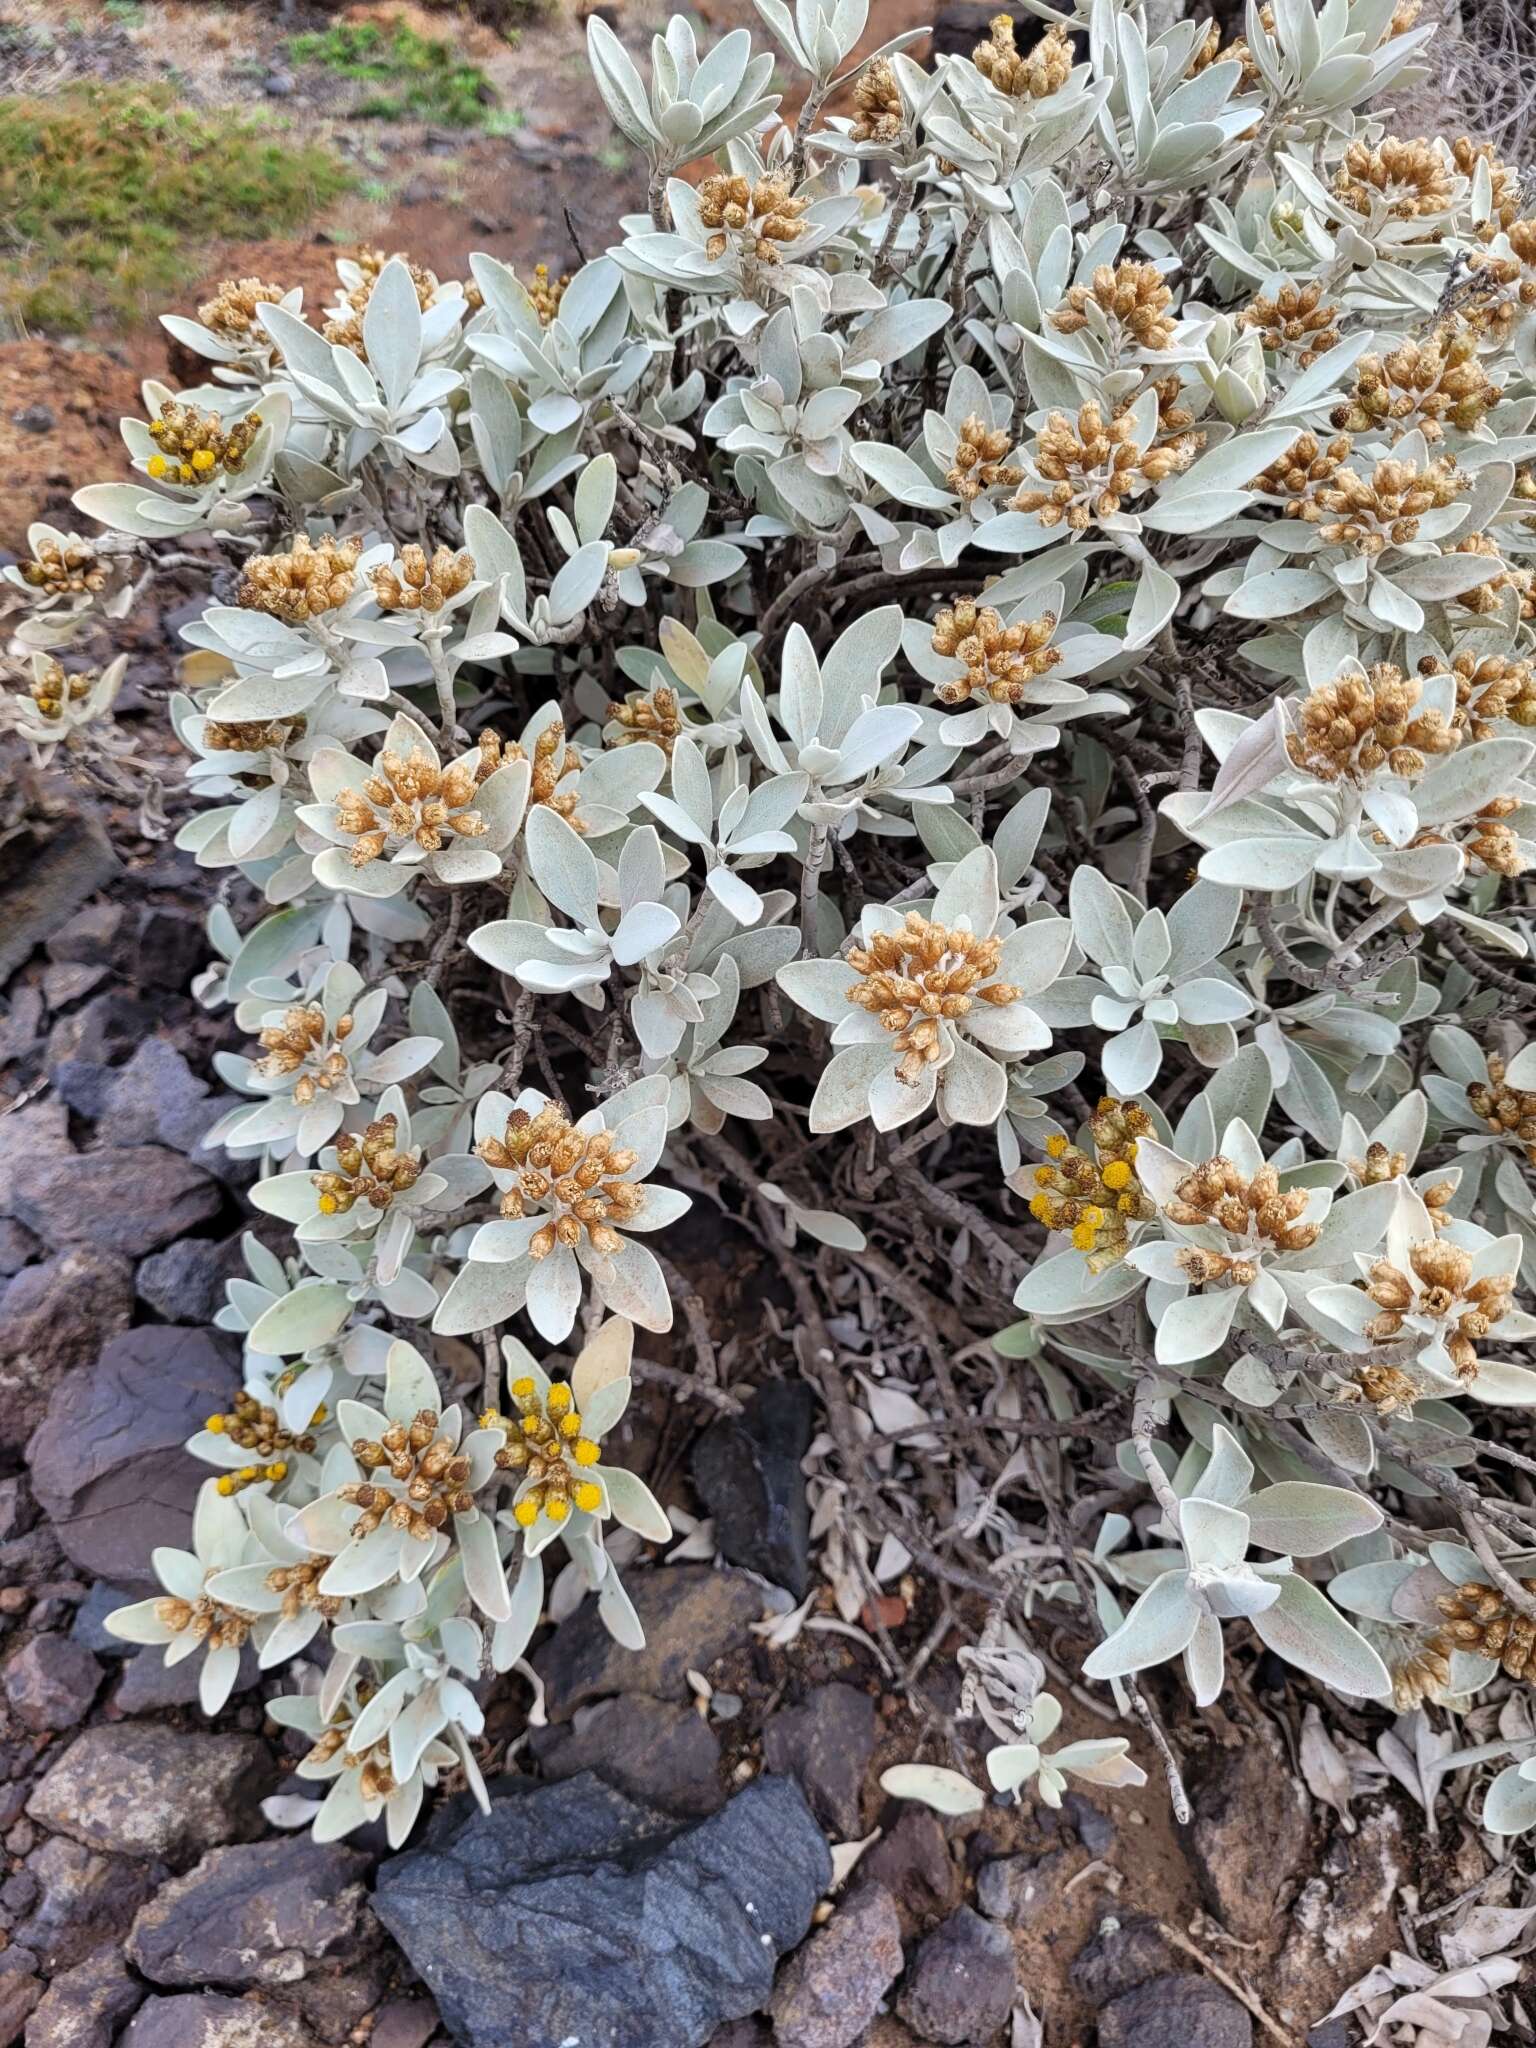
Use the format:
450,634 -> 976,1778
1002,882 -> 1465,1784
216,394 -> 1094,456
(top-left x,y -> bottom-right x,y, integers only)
1071,1221 -> 1098,1251
513,1497 -> 539,1528
558,1413 -> 582,1438
318,1193 -> 338,1214
191,448 -> 215,472
1028,1193 -> 1052,1222
573,1481 -> 603,1514
1033,1165 -> 1055,1186
1045,1134 -> 1068,1158
546,1384 -> 572,1413
1102,1160 -> 1132,1191
511,1376 -> 535,1399
573,1439 -> 601,1465
147,454 -> 168,478
205,1413 -> 226,1434
545,1497 -> 570,1523
1081,1205 -> 1105,1228
217,1475 -> 236,1496
266,1461 -> 287,1482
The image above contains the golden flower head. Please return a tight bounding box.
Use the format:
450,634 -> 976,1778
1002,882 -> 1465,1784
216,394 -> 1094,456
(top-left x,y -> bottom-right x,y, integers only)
1331,324 -> 1500,442
1285,663 -> 1458,784
929,599 -> 1061,706
17,534 -> 108,601
697,173 -> 809,265
146,400 -> 261,488
1333,136 -> 1456,224
1024,1100 -> 1155,1270
342,1407 -> 477,1544
1296,451 -> 1464,554
1162,1154 -> 1320,1254
238,533 -> 361,625
1422,647 -> 1536,740
490,1378 -> 605,1525
371,544 -> 475,615
312,1114 -> 423,1214
845,910 -> 1022,1087
1010,400 -> 1197,531
334,738 -> 492,869
477,1102 -> 645,1257
1238,280 -> 1341,368
972,12 -> 1075,97
946,413 -> 1022,501
1050,261 -> 1175,352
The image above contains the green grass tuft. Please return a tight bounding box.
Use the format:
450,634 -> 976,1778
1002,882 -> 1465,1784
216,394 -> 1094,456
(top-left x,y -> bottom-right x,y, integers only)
289,20 -> 499,129
0,83 -> 351,336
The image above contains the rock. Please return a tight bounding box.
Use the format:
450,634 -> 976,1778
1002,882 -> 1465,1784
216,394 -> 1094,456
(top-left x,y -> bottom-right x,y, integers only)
51,1060 -> 114,1121
136,1235 -> 240,1324
1186,1738 -> 1310,1942
0,1219 -> 39,1277
531,1565 -> 763,1719
1062,1791 -> 1115,1855
374,1771 -> 831,2048
975,1848 -> 1072,1927
101,1038 -> 210,1151
264,68 -> 296,96
0,1972 -> 42,2041
27,1726 -> 268,1864
1070,1914 -> 1179,2004
7,1145 -> 221,1257
761,1684 -> 875,1839
46,902 -> 124,966
0,1100 -> 70,1214
1,1632 -> 100,1730
369,1996 -> 441,2048
114,1636 -> 259,1713
710,2026 -> 772,2048
0,1247 -> 134,1451
767,1882 -> 903,2048
896,1907 -> 1015,2046
0,1478 -> 34,1542
864,1810 -> 961,1923
70,1581 -> 138,1658
530,1693 -> 724,1817
24,1942 -> 143,2048
692,1382 -> 815,1595
1274,1805 -> 1406,2023
1097,1975 -> 1253,2048
11,1835 -> 162,1972
44,993 -> 160,1074
0,806 -> 118,984
119,1994 -> 314,2047
42,962 -> 109,1009
128,1838 -> 374,1989
27,1326 -> 237,1588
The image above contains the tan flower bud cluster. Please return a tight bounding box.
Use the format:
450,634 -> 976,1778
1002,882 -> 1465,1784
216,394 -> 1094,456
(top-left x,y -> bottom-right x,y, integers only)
477,1103 -> 644,1255
1446,532 -> 1536,620
972,13 -> 1075,97
1287,664 -> 1458,784
324,253 -> 438,356
490,1376 -> 604,1526
1432,1578 -> 1536,1680
1298,452 -> 1464,553
197,276 -> 285,344
1462,230 -> 1536,342
313,1114 -> 423,1215
929,599 -> 1061,706
1332,136 -> 1455,223
1024,1101 -> 1156,1269
1388,1637 -> 1453,1711
252,1003 -> 353,1102
1364,1238 -> 1515,1378
304,1720 -> 398,1798
846,912 -> 1021,1086
697,174 -> 809,264
1468,1053 -> 1536,1166
1460,798 -> 1528,878
154,1591 -> 253,1651
1349,1361 -> 1420,1418
1422,648 -> 1536,739
1011,401 -> 1196,531
526,260 -> 569,325
1252,430 -> 1352,506
1451,136 -> 1522,233
370,544 -> 475,614
334,740 -> 490,868
1332,325 -> 1500,442
202,715 -> 304,757
265,1557 -> 342,1625
344,1408 -> 476,1542
1051,261 -> 1175,351
492,717 -> 585,829
1209,2 -> 1273,90
203,1391 -> 318,1463
850,58 -> 903,142
146,400 -> 261,487
1238,280 -> 1341,367
607,683 -> 684,754
946,413 -> 1022,502
26,657 -> 91,720
238,534 -> 361,625
1163,1155 -> 1321,1253
18,535 -> 108,600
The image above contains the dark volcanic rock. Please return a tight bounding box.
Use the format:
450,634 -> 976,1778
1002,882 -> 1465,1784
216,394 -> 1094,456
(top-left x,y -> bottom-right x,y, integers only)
767,1882 -> 903,2048
114,1635 -> 259,1714
26,1326 -> 236,1587
24,1941 -> 144,2048
7,1144 -> 221,1256
1070,1913 -> 1179,2005
1097,1975 -> 1253,2048
101,1037 -> 211,1150
27,1725 -> 268,1864
975,1847 -> 1073,1927
0,805 -> 118,984
863,1809 -> 961,1922
0,1970 -> 43,2041
135,1234 -> 243,1324
1186,1737 -> 1310,1942
11,1834 -> 163,1972
692,1381 -> 814,1595
762,1684 -> 875,1838
530,1693 -> 724,1816
119,1994 -> 315,2046
374,1771 -> 831,2048
128,1838 -> 375,1989
896,1906 -> 1015,2046
531,1565 -> 763,1719
1,1631 -> 101,1730
0,1247 -> 134,1450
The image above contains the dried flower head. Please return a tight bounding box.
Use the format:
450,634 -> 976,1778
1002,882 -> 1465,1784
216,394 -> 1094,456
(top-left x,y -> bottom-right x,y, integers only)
146,400 -> 261,487
1011,401 -> 1196,530
946,414 -> 1022,501
238,534 -> 362,625
527,260 -> 570,325
252,1003 -> 354,1104
490,1377 -> 604,1525
1238,281 -> 1341,366
973,12 -> 1075,97
203,1390 -> 319,1467
1286,664 -> 1459,783
1349,1361 -> 1420,1417
154,1588 -> 254,1651
264,1557 -> 343,1626
343,1408 -> 477,1543
498,717 -> 585,829
1331,325 -> 1501,441
1051,261 -> 1175,351
313,1114 -> 423,1214
17,534 -> 108,601
477,1102 -> 644,1255
929,600 -> 1062,705
25,656 -> 92,721
1298,452 -> 1464,553
850,58 -> 903,142
1252,430 -> 1353,506
845,912 -> 1022,1087
1163,1154 -> 1321,1253
697,173 -> 809,264
1364,1238 -> 1516,1377
1451,136 -> 1522,232
325,255 -> 438,356
1468,1053 -> 1536,1166
370,545 -> 475,614
1446,532 -> 1536,619
1422,648 -> 1536,739
1027,1099 -> 1156,1269
334,740 -> 491,868
1332,136 -> 1456,224
1432,1579 -> 1536,1680
607,684 -> 685,754
198,276 -> 286,344
1388,1636 -> 1454,1710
